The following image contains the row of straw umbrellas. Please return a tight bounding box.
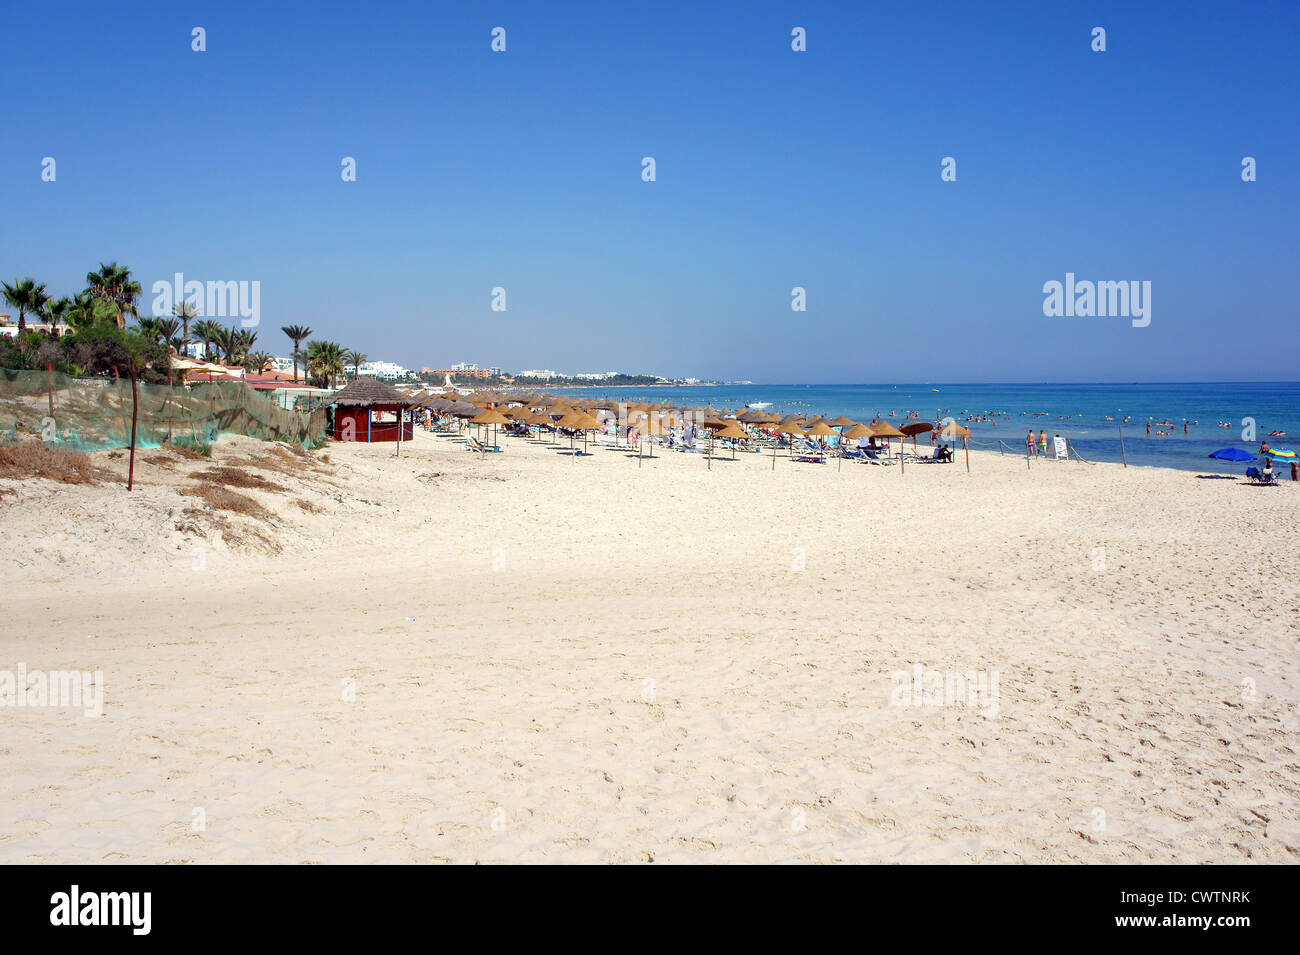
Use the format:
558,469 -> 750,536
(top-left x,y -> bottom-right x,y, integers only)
400,389 -> 971,464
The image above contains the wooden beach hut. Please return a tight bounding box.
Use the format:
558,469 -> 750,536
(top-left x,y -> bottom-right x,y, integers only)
322,378 -> 416,442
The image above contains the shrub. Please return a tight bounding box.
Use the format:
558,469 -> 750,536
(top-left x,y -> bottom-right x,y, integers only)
0,441 -> 111,484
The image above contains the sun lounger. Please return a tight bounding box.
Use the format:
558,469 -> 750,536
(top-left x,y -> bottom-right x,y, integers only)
466,435 -> 500,454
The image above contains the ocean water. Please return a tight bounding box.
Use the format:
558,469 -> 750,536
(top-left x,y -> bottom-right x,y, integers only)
548,382 -> 1300,475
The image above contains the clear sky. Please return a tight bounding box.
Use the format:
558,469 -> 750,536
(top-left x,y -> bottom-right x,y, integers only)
3,0 -> 1297,382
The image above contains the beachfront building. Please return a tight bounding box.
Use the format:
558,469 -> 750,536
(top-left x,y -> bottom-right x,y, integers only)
424,366 -> 495,381
239,371 -> 334,410
357,360 -> 411,381
0,317 -> 70,337
519,369 -> 558,379
319,377 -> 414,442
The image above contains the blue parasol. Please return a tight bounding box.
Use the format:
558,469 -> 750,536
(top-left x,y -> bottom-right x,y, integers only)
1208,448 -> 1254,462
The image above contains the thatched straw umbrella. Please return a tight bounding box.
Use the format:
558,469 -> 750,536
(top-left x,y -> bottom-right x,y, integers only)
556,408 -> 598,456
938,420 -> 970,440
520,409 -> 548,439
470,407 -> 510,451
772,420 -> 806,468
806,420 -> 835,439
711,419 -> 748,466
869,420 -> 906,470
627,411 -> 665,464
802,420 -> 837,469
938,420 -> 971,470
900,420 -> 934,450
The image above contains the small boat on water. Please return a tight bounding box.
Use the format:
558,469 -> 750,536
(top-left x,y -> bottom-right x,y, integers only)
746,402 -> 772,409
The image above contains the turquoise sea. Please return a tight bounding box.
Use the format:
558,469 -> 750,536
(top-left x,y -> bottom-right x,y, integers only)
549,382 -> 1300,475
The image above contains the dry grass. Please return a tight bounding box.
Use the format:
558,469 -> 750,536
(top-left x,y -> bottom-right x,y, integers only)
0,442 -> 112,485
178,484 -> 274,521
193,465 -> 287,493
161,441 -> 212,460
295,498 -> 324,514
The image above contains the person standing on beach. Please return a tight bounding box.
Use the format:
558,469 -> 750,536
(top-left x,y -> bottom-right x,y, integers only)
1038,430 -> 1048,457
1026,430 -> 1035,456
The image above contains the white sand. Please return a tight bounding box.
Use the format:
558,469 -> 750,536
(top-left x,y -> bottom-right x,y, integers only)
1,429 -> 1297,863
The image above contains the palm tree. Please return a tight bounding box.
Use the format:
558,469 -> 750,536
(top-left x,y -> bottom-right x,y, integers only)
2,278 -> 51,332
345,350 -> 367,381
307,340 -> 345,388
134,316 -> 163,343
45,296 -> 72,337
156,318 -> 181,348
245,351 -> 274,374
231,327 -> 257,366
84,262 -> 141,330
173,300 -> 199,356
281,324 -> 313,383
209,325 -> 234,364
64,290 -> 109,329
191,319 -> 223,361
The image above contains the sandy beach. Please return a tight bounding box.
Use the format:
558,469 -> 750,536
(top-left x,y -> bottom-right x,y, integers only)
1,429 -> 1297,864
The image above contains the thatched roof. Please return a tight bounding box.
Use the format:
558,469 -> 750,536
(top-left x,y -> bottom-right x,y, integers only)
321,378 -> 414,407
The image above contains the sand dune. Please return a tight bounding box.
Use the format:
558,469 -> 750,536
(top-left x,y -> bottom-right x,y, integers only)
1,430 -> 1297,863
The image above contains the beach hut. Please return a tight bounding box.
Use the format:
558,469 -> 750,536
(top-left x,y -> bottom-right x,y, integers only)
322,378 -> 415,443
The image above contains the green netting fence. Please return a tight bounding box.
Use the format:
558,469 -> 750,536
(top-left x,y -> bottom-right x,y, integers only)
0,369 -> 327,451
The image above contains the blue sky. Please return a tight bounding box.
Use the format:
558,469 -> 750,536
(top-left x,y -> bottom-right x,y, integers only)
3,0 -> 1297,382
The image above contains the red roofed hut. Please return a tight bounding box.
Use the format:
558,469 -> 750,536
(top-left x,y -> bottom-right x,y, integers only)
321,378 -> 415,442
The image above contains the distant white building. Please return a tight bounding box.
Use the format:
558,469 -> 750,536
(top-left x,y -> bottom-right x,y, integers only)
573,371 -> 619,381
520,369 -> 558,379
450,361 -> 478,371
358,360 -> 410,381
